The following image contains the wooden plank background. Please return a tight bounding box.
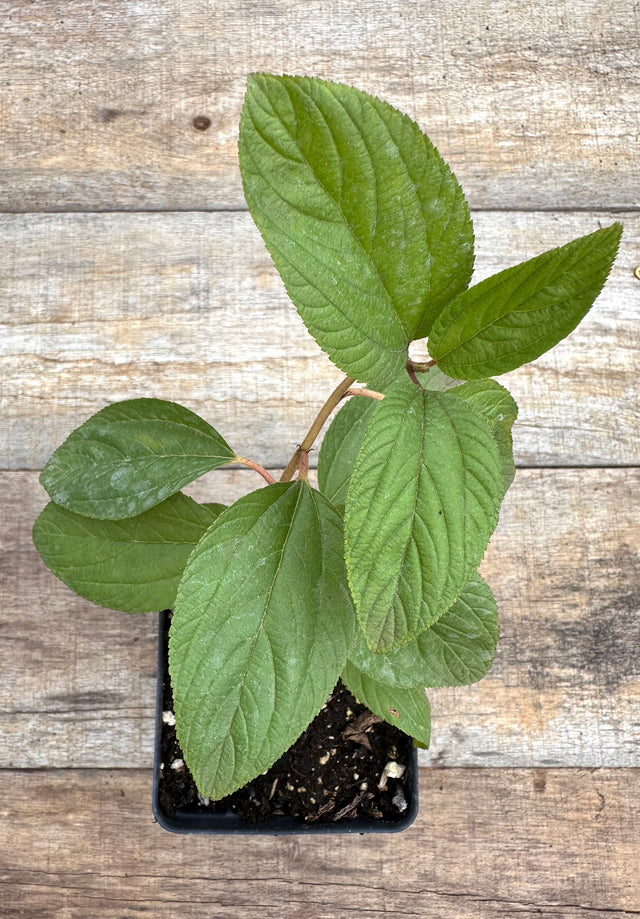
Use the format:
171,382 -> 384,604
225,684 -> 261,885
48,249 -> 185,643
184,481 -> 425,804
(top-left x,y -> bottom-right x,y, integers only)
3,769 -> 640,918
1,0 -> 638,212
1,0 -> 639,916
3,211 -> 639,469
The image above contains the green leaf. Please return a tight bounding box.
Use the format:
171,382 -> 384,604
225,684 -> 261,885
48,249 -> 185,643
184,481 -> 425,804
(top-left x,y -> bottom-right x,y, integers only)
40,399 -> 237,519
32,493 -> 222,614
169,481 -> 356,801
449,380 -> 518,430
317,376 -> 491,514
200,501 -> 228,516
449,380 -> 518,492
428,223 -> 622,379
344,380 -> 503,652
239,74 -> 474,388
348,573 -> 499,688
342,661 -> 431,747
416,366 -> 461,391
318,396 -> 377,510
490,424 -> 516,493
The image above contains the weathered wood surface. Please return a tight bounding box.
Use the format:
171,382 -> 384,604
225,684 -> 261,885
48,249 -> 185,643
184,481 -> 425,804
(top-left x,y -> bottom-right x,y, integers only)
2,0 -> 639,906
2,210 -> 638,469
2,768 -> 639,918
1,0 -> 638,212
2,468 -> 638,769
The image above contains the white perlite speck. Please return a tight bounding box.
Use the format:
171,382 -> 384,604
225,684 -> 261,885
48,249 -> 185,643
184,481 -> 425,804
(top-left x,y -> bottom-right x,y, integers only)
170,758 -> 185,771
392,787 -> 408,812
378,761 -> 406,789
162,711 -> 176,726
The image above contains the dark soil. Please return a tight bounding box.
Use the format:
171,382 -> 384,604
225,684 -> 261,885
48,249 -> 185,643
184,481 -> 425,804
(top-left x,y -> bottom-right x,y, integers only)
158,673 -> 415,826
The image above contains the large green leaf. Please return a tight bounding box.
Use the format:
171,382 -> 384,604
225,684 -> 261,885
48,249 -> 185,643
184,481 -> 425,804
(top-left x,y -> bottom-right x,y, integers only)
32,493 -> 223,614
200,501 -> 228,516
344,380 -> 503,652
40,399 -> 237,519
239,74 -> 474,388
342,661 -> 431,747
449,380 -> 518,492
318,396 -> 377,510
349,573 -> 499,688
169,481 -> 356,801
428,223 -> 622,379
317,371 -> 470,511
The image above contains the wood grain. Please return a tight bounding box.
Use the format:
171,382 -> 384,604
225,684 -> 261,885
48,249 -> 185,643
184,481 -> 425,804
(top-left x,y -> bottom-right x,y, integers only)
2,210 -> 638,469
2,0 -> 638,906
2,468 -> 638,769
1,0 -> 638,212
1,768 -> 639,918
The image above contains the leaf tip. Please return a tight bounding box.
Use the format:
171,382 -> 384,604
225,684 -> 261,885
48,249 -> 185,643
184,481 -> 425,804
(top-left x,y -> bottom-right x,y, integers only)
590,220 -> 623,262
609,220 -> 624,240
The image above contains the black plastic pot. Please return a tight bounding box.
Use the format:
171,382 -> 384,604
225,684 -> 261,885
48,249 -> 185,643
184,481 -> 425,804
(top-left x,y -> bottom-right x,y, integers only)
152,610 -> 419,835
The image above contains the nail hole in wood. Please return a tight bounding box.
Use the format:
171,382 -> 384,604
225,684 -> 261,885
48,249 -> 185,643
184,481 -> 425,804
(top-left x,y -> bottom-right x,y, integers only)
192,115 -> 212,131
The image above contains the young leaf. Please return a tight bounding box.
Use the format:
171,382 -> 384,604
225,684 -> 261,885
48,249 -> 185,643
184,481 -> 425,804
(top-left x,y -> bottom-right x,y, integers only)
40,399 -> 238,519
428,223 -> 622,379
239,73 -> 474,389
32,493 -> 223,614
449,380 -> 518,430
169,481 -> 356,801
348,573 -> 499,688
449,380 -> 518,492
318,396 -> 377,510
344,380 -> 503,652
342,661 -> 431,747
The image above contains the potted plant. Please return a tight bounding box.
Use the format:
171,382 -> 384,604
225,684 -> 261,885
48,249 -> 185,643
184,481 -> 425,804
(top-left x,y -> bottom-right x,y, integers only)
33,74 -> 621,834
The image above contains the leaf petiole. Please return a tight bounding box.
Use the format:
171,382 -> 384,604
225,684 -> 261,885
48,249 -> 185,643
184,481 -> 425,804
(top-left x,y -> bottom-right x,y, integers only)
298,450 -> 310,482
236,456 -> 276,485
345,387 -> 385,401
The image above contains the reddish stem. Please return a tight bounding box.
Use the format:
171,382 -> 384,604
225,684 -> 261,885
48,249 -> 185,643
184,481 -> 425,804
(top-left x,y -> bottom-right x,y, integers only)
406,365 -> 423,388
345,387 -> 385,401
298,450 -> 310,481
236,456 -> 276,485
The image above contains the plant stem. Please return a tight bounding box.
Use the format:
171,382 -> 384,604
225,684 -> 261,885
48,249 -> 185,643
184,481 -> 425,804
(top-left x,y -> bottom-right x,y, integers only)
298,450 -> 310,481
406,365 -> 423,388
346,387 -> 385,401
280,375 -> 356,482
236,456 -> 276,485
406,358 -> 437,388
407,358 -> 437,373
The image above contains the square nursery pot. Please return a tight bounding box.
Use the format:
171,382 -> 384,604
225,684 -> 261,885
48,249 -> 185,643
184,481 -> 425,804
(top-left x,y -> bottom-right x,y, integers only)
153,611 -> 419,835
